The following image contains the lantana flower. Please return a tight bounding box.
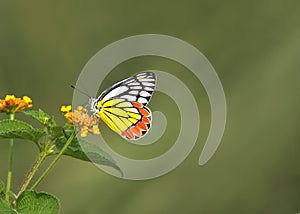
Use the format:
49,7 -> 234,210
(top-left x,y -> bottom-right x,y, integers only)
0,95 -> 32,114
61,105 -> 100,137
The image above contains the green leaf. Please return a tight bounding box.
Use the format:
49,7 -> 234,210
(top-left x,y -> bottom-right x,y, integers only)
0,200 -> 17,214
49,126 -> 64,140
0,120 -> 46,143
16,190 -> 59,214
56,134 -> 122,175
62,122 -> 74,133
22,109 -> 55,126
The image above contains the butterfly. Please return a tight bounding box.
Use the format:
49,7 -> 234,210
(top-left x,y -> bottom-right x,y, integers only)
89,72 -> 156,140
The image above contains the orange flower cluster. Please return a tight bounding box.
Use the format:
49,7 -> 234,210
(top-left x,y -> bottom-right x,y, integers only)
0,95 -> 32,114
61,105 -> 100,137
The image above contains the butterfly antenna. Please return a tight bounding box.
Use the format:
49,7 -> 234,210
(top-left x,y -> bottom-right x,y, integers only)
71,85 -> 91,98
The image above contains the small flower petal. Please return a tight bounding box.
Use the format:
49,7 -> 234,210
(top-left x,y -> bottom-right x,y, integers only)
23,96 -> 32,104
61,105 -> 72,113
5,95 -> 16,101
92,125 -> 100,134
64,112 -> 73,123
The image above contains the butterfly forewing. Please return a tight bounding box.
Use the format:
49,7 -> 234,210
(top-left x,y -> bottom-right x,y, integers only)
97,72 -> 156,106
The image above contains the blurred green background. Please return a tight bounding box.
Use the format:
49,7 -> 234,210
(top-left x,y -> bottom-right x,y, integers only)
0,1 -> 299,213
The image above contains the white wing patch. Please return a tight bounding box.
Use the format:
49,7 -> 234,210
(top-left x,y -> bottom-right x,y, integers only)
142,82 -> 155,87
131,86 -> 142,90
102,86 -> 128,101
97,72 -> 156,106
140,91 -> 151,97
129,90 -> 139,95
144,87 -> 154,91
140,78 -> 155,82
128,82 -> 140,86
138,97 -> 148,103
121,95 -> 136,101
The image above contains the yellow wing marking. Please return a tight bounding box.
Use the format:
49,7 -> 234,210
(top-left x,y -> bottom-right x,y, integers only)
128,118 -> 138,123
97,99 -> 142,135
116,102 -> 131,108
98,111 -> 121,134
120,117 -> 133,127
104,107 -> 129,118
128,112 -> 141,120
97,98 -> 124,109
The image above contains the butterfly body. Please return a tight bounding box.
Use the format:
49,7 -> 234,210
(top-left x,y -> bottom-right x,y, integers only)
89,72 -> 156,140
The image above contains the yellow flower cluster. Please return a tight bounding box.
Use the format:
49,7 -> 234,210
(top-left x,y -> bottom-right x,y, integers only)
61,105 -> 100,137
0,95 -> 32,114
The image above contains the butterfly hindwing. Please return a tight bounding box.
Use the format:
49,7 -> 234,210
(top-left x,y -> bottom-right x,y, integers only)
97,99 -> 152,140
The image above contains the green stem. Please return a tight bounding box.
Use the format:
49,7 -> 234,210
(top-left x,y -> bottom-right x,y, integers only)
16,151 -> 48,197
5,113 -> 15,201
30,132 -> 75,190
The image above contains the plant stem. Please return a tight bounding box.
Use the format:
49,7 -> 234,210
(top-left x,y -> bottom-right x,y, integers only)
5,113 -> 15,201
30,132 -> 75,190
16,151 -> 48,197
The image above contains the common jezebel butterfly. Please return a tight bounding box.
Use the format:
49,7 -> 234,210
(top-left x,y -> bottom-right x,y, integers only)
89,72 -> 156,140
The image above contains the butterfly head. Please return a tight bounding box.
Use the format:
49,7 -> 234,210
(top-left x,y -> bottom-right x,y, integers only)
88,97 -> 101,116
